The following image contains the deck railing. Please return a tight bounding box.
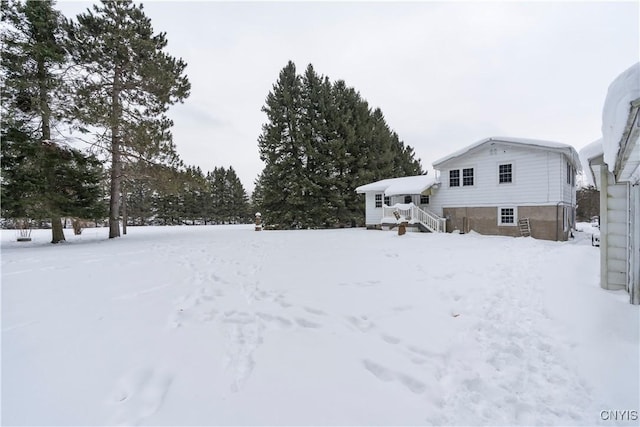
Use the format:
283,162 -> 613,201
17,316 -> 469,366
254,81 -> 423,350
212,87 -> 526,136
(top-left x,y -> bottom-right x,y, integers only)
382,203 -> 446,233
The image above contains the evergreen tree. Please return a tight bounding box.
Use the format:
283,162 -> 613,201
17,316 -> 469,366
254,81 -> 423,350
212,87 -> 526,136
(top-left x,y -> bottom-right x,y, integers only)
257,61 -> 307,228
576,185 -> 600,221
150,165 -> 183,225
122,161 -> 161,226
67,0 -> 190,238
1,0 -> 105,243
208,166 -> 226,223
225,166 -> 250,224
299,64 -> 335,227
256,61 -> 422,229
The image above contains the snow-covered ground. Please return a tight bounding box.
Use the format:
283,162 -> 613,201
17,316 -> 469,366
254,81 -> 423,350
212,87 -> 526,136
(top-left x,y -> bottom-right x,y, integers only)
2,224 -> 638,426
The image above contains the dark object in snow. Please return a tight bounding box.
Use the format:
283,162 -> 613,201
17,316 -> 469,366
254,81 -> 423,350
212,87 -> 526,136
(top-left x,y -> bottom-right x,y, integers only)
398,222 -> 407,236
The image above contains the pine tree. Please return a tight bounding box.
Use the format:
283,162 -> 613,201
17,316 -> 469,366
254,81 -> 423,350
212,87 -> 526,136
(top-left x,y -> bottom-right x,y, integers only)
208,166 -> 225,224
150,165 -> 183,225
122,161 -> 163,226
67,0 -> 190,238
299,64 -> 335,227
257,61 -> 306,228
256,61 -> 422,229
225,166 -> 250,224
1,0 -> 105,243
576,185 -> 599,221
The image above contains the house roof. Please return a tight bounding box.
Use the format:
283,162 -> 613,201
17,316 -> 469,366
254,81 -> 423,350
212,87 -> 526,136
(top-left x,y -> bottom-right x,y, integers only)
355,174 -> 436,196
602,62 -> 640,175
431,136 -> 582,171
578,139 -> 604,188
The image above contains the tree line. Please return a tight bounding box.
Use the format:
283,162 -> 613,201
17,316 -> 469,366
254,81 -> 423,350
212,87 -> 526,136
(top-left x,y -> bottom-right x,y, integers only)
2,1 -> 422,241
124,163 -> 250,227
253,61 -> 423,229
1,0 -> 250,243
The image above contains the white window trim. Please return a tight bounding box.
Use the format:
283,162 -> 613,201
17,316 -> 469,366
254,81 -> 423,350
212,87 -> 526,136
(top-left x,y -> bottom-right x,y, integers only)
497,206 -> 518,226
449,169 -> 460,187
449,166 -> 476,188
497,161 -> 515,185
375,193 -> 383,208
462,167 -> 475,187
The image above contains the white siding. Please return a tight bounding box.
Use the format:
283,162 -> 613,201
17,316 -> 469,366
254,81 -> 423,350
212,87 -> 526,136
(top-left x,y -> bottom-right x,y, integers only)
631,185 -> 639,304
363,194 -> 431,225
561,157 -> 578,205
364,192 -> 383,225
429,143 -> 568,214
600,165 -> 629,290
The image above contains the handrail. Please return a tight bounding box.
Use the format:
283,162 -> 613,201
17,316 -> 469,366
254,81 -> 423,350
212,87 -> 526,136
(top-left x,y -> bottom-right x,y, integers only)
382,203 -> 446,233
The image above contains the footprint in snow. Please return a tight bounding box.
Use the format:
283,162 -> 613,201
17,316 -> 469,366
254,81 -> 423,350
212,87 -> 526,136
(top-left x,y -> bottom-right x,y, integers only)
303,307 -> 326,316
362,359 -> 427,394
381,334 -> 401,344
346,315 -> 375,332
295,317 -> 322,328
109,367 -> 173,426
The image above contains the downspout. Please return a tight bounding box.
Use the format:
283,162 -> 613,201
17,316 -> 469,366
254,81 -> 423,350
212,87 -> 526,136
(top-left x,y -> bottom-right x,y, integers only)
600,165 -> 609,290
625,182 -> 631,299
556,202 -> 561,241
632,183 -> 640,305
547,152 -> 551,202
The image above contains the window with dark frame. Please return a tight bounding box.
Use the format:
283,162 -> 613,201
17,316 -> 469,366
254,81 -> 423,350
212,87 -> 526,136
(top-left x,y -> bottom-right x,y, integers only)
449,170 -> 460,187
384,196 -> 390,206
375,194 -> 382,208
462,168 -> 474,186
404,195 -> 413,204
566,162 -> 571,185
420,195 -> 429,204
499,163 -> 512,183
500,208 -> 515,224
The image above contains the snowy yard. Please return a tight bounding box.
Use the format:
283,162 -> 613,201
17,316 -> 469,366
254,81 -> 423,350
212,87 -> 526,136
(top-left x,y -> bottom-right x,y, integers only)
2,225 -> 638,426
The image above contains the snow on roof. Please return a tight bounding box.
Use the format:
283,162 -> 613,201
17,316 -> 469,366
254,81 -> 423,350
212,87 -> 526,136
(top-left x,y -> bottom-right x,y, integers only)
578,139 -> 604,187
355,174 -> 436,196
601,62 -> 640,172
432,136 -> 581,170
579,139 -> 604,163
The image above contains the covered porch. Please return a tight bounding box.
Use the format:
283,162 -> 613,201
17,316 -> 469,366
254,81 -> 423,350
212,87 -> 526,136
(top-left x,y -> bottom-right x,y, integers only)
355,175 -> 446,233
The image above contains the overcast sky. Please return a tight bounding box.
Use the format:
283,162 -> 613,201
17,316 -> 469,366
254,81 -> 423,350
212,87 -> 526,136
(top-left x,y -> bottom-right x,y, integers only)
57,1 -> 639,193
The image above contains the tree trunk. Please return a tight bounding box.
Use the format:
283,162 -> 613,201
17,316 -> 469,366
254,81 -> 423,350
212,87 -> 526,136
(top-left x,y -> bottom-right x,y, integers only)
122,182 -> 127,235
109,140 -> 122,238
109,66 -> 122,238
51,215 -> 65,243
37,58 -> 65,244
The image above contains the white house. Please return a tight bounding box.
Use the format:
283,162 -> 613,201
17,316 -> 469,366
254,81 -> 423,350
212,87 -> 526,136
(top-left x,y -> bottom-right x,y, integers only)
356,136 -> 581,241
582,63 -> 639,305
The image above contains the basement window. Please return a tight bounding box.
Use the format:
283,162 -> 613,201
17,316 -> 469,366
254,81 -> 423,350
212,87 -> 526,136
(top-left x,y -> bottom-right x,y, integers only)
498,207 -> 517,226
